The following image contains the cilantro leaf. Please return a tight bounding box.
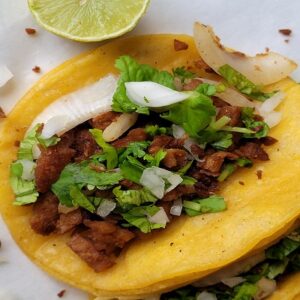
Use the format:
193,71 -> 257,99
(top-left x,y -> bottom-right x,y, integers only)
183,196 -> 226,217
122,205 -> 165,233
113,186 -> 157,209
143,149 -> 167,167
52,162 -> 123,206
10,162 -> 38,205
173,67 -> 196,82
144,124 -> 171,137
119,141 -> 150,163
119,158 -> 144,184
69,185 -> 95,213
112,56 -> 174,113
219,64 -> 275,101
89,129 -> 118,169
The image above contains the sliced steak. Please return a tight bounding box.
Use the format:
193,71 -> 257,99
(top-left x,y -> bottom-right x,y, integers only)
162,149 -> 189,169
182,79 -> 202,91
35,136 -> 75,193
163,185 -> 196,202
74,129 -> 99,162
30,192 -> 59,235
68,220 -> 135,272
237,142 -> 269,161
56,209 -> 82,234
217,106 -> 241,127
90,111 -> 121,130
148,135 -> 174,154
112,128 -> 147,148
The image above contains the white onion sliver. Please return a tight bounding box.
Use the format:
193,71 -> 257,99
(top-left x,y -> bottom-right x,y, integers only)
193,22 -> 297,85
172,124 -> 186,139
125,81 -> 191,107
257,91 -> 285,114
41,115 -> 68,139
0,65 -> 13,87
19,159 -> 36,181
32,144 -> 41,160
254,277 -> 277,300
140,167 -> 183,199
96,199 -> 116,218
147,207 -> 169,225
263,111 -> 282,128
196,291 -> 217,300
183,138 -> 204,162
29,75 -> 118,136
221,276 -> 246,288
170,199 -> 183,216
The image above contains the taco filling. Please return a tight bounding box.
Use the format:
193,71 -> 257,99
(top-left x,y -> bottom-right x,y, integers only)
161,228 -> 300,300
9,52 -> 284,272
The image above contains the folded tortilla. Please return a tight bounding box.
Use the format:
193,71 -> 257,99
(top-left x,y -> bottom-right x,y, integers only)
0,35 -> 299,297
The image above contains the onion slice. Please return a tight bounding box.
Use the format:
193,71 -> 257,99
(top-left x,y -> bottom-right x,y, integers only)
0,65 -> 13,88
29,75 -> 118,136
96,199 -> 116,218
170,199 -> 183,216
196,291 -> 217,300
193,22 -> 297,85
125,81 -> 191,107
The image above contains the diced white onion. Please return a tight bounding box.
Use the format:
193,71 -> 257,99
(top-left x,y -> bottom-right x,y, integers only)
32,144 -> 41,160
172,124 -> 186,139
40,115 -> 68,139
103,113 -> 138,142
221,276 -> 246,288
0,65 -> 13,87
257,91 -> 285,114
170,199 -> 183,216
254,277 -> 277,300
184,138 -> 204,162
58,204 -> 78,214
125,81 -> 191,108
196,291 -> 217,300
140,167 -> 183,199
96,199 -> 116,218
29,75 -> 118,136
193,22 -> 297,85
19,159 -> 36,181
199,77 -> 255,108
147,207 -> 169,225
262,111 -> 282,128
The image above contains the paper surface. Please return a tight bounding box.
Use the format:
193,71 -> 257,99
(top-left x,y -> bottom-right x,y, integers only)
1,0 -> 300,299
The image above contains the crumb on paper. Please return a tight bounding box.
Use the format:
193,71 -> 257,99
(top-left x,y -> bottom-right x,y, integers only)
174,39 -> 189,51
0,107 -> 6,118
32,66 -> 41,73
278,29 -> 292,36
57,290 -> 66,298
265,47 -> 270,52
256,170 -> 263,180
25,28 -> 36,35
284,39 -> 289,43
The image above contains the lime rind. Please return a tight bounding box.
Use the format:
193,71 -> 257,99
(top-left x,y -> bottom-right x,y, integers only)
28,0 -> 150,42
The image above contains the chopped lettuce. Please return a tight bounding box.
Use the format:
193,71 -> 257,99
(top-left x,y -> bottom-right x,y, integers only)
241,108 -> 269,138
69,185 -> 95,213
143,149 -> 167,167
113,186 -> 157,209
89,129 -> 118,169
219,64 -> 275,101
183,196 -> 226,217
10,162 -> 38,205
266,237 -> 300,260
52,161 -> 123,206
122,205 -> 165,233
218,163 -> 237,182
232,282 -> 258,300
173,67 -> 196,82
112,56 -> 174,113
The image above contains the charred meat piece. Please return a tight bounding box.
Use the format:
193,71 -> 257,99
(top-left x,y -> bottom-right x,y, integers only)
182,79 -> 202,91
162,149 -> 189,169
30,192 -> 59,235
217,106 -> 241,127
74,129 -> 99,162
237,142 -> 269,161
148,135 -> 174,154
35,133 -> 75,193
68,220 -> 135,272
212,96 -> 230,108
90,111 -> 121,130
199,151 -> 239,175
56,209 -> 83,234
163,185 -> 196,202
112,128 -> 147,148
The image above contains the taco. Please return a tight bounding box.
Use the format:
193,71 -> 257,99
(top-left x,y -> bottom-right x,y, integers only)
0,22 -> 299,299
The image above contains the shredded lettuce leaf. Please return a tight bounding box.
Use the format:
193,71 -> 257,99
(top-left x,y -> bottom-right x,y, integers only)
112,56 -> 174,114
89,129 -> 118,169
52,161 -> 123,206
122,205 -> 165,233
232,282 -> 258,300
183,196 -> 226,216
143,149 -> 167,167
219,64 -> 275,101
113,186 -> 157,209
69,185 -> 95,213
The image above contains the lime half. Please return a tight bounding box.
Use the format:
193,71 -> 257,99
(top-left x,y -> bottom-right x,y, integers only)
28,0 -> 150,42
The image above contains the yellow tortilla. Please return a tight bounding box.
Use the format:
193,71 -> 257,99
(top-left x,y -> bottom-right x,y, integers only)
0,35 -> 299,297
